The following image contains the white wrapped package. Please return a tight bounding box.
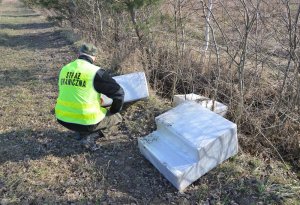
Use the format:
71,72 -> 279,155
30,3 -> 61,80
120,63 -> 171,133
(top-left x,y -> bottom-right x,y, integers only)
138,101 -> 238,191
173,93 -> 228,116
101,72 -> 149,106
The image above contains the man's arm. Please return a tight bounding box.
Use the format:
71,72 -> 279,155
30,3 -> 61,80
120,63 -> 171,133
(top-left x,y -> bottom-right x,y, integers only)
93,69 -> 125,114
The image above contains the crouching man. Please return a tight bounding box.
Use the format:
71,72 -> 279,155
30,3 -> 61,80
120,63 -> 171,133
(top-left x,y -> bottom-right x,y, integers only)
55,43 -> 124,151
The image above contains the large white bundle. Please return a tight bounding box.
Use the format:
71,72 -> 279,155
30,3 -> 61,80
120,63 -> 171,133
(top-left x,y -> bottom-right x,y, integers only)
138,101 -> 238,191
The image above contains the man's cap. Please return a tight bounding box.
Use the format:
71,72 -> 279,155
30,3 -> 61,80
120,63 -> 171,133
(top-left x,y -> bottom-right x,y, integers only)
79,43 -> 98,56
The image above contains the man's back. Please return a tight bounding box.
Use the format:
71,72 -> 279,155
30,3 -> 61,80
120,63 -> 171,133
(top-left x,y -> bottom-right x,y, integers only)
55,59 -> 107,125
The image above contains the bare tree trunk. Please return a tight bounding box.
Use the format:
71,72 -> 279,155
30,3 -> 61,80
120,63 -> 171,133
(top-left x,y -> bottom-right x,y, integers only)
236,0 -> 258,124
128,5 -> 154,79
96,0 -> 103,38
203,0 -> 213,52
171,0 -> 180,98
277,2 -> 300,110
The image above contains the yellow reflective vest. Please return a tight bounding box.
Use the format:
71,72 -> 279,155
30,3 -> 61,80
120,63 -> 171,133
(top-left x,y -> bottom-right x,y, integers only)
55,59 -> 107,125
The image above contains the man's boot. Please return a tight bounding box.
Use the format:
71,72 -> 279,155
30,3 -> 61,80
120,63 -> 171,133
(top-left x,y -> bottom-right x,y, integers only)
80,132 -> 101,151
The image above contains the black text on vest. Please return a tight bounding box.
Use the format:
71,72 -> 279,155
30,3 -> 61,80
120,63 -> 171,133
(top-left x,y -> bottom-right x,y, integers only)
60,72 -> 87,87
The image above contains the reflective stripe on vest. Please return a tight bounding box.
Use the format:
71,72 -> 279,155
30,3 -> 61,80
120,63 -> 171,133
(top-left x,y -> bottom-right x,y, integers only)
55,59 -> 107,125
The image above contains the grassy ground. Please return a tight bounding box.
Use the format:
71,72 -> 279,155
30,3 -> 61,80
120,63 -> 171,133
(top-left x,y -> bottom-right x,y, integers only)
0,0 -> 299,204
